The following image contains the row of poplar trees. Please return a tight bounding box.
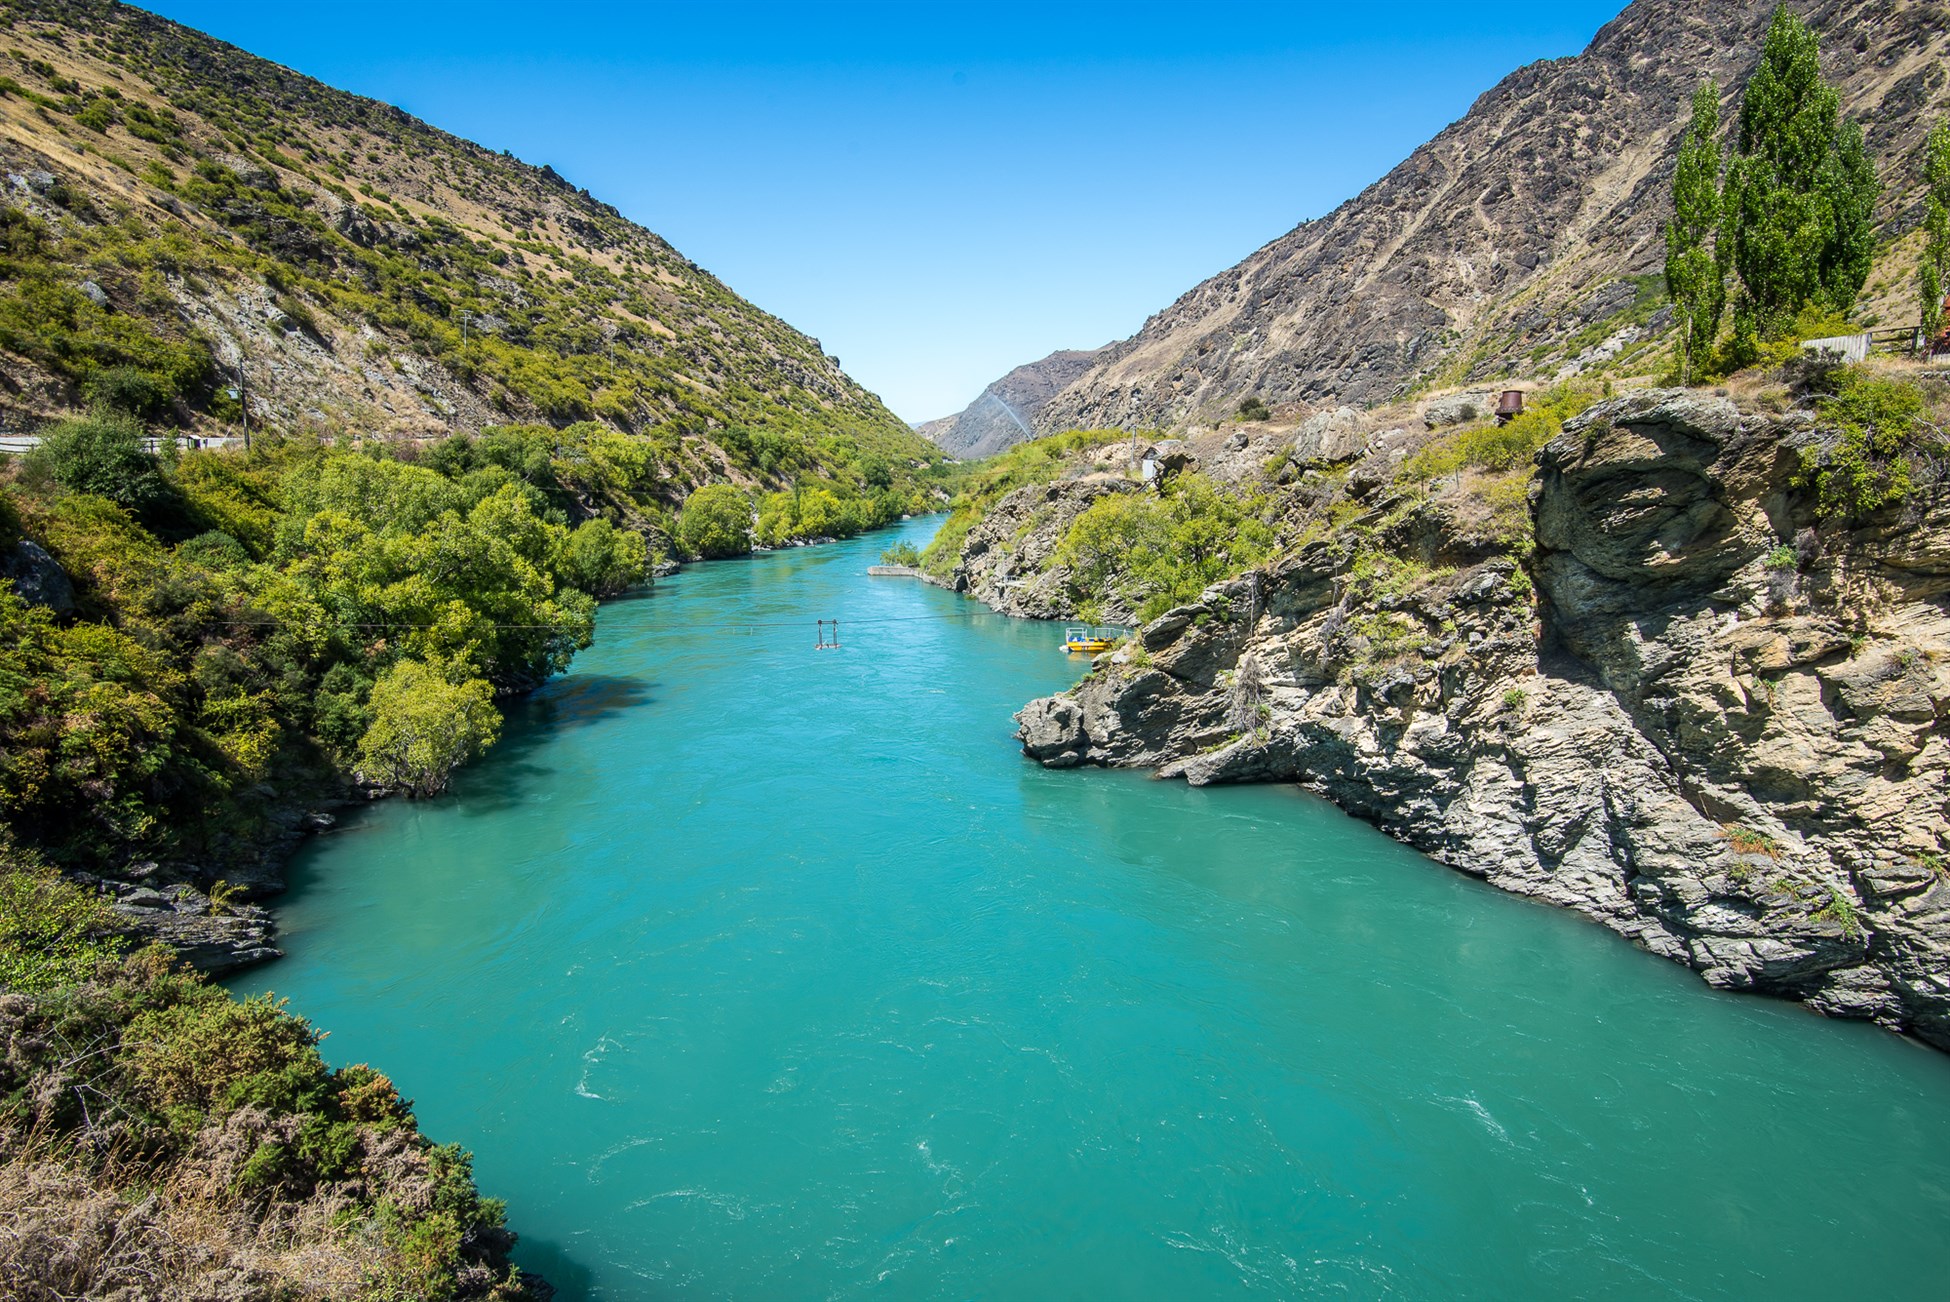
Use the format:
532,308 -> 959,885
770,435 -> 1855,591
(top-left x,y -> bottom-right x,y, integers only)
1663,6 -> 1949,384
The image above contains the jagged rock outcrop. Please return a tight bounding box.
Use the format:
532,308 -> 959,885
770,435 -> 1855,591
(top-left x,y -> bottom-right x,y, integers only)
1035,0 -> 1950,433
67,802 -> 348,974
101,878 -> 282,972
1016,392 -> 1950,1048
918,347 -> 1109,458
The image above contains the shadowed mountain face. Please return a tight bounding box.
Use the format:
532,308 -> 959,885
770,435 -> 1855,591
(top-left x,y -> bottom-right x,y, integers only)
917,346 -> 1107,457
1035,0 -> 1950,434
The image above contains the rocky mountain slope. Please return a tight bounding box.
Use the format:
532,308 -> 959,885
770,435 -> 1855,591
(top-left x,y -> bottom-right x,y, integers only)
975,370 -> 1950,1049
0,0 -> 934,488
917,346 -> 1107,458
1033,0 -> 1950,434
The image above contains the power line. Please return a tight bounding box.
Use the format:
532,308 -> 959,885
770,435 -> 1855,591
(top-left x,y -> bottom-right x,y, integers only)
190,608 -> 993,635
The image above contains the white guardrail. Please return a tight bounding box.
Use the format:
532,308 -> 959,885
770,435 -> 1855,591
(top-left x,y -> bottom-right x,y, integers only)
0,434 -> 245,454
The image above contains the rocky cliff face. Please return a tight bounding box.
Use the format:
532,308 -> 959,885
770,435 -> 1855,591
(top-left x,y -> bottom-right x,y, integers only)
1035,0 -> 1950,433
918,347 -> 1109,458
1011,387 -> 1950,1048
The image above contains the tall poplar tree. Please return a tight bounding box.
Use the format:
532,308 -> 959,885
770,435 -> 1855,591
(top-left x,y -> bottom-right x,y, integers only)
1921,119 -> 1950,340
1723,6 -> 1879,338
1666,80 -> 1726,384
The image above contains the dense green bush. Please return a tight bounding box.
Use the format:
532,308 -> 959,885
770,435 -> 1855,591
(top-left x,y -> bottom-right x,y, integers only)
355,660 -> 501,797
0,583 -> 191,849
755,483 -> 877,546
679,483 -> 754,558
553,517 -> 648,596
0,833 -> 124,994
0,426 -> 624,865
1054,474 -> 1275,621
83,364 -> 171,419
1795,368 -> 1935,520
24,410 -> 167,511
920,506 -> 980,579
0,946 -> 541,1297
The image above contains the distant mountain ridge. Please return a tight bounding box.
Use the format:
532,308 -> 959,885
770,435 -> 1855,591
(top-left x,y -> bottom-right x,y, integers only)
1031,0 -> 1950,435
917,346 -> 1108,457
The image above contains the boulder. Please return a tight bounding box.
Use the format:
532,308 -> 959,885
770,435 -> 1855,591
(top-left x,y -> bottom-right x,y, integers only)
2,540 -> 77,616
1291,406 -> 1367,463
1423,392 -> 1493,429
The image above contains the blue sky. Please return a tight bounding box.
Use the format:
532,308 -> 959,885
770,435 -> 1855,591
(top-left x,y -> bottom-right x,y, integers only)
140,1 -> 1627,422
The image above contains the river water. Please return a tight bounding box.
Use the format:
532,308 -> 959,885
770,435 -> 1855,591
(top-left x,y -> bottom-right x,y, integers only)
235,518 -> 1950,1299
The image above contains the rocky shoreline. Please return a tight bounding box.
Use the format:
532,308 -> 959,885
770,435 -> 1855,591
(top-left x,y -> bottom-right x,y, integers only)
958,390 -> 1950,1050
66,792 -> 349,976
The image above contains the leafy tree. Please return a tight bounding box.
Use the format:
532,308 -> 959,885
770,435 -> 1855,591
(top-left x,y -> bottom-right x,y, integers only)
1921,119 -> 1950,339
1723,7 -> 1879,339
553,517 -> 647,597
1666,81 -> 1726,384
354,660 -> 500,798
0,584 -> 187,850
1823,118 -> 1879,310
678,483 -> 753,558
24,409 -> 166,511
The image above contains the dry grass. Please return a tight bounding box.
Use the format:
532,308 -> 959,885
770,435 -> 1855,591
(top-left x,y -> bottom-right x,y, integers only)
0,1127 -> 376,1301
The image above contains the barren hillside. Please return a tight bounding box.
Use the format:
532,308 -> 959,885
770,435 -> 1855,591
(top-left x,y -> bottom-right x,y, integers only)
1036,0 -> 1950,433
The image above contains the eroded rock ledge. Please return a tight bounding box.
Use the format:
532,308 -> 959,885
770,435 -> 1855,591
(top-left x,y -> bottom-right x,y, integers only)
1015,393 -> 1950,1048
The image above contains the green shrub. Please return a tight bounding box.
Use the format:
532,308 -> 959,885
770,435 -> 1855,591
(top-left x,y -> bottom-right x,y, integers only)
1794,368 -> 1932,520
83,363 -> 170,418
1054,474 -> 1274,621
0,581 -> 189,851
880,541 -> 922,566
552,517 -> 647,596
1812,887 -> 1865,939
920,506 -> 979,578
24,409 -> 165,510
1237,396 -> 1272,421
1403,384 -> 1596,481
74,97 -> 117,132
0,834 -> 124,993
1724,824 -> 1782,858
678,483 -> 753,558
354,661 -> 500,798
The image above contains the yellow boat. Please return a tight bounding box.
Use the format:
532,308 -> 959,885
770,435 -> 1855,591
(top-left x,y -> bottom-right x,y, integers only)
1062,624 -> 1121,654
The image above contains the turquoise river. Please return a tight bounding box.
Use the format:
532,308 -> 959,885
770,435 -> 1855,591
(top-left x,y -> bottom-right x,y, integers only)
236,518 -> 1950,1299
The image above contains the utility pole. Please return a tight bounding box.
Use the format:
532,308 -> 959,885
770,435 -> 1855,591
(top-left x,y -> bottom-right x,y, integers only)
227,361 -> 250,451
458,309 -> 474,349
